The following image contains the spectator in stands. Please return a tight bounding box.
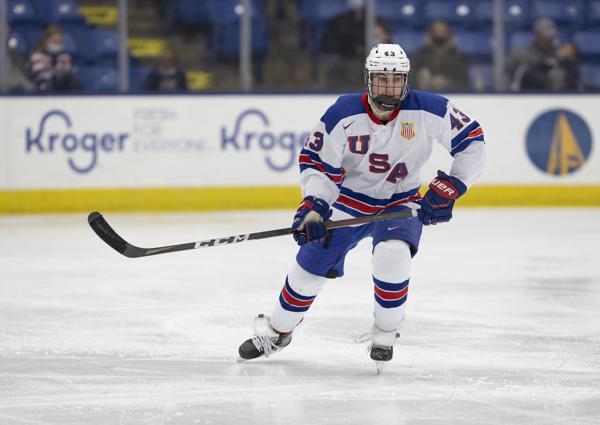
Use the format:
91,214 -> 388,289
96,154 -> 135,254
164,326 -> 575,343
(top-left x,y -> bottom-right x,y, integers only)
374,19 -> 392,45
556,41 -> 581,91
28,26 -> 80,92
321,0 -> 365,58
143,51 -> 188,92
318,0 -> 366,90
505,18 -> 563,91
410,20 -> 470,91
4,26 -> 34,92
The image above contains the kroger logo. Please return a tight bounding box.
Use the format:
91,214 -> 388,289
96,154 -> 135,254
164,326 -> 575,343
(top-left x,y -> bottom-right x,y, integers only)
26,110 -> 129,174
221,109 -> 310,172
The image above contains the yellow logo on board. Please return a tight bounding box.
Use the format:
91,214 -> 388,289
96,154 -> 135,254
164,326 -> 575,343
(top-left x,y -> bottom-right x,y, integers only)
546,113 -> 587,175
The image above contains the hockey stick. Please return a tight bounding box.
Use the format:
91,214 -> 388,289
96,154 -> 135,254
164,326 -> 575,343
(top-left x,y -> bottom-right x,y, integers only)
88,209 -> 417,259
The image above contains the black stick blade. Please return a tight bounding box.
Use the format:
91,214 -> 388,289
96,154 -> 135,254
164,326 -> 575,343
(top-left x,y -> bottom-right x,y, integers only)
88,211 -> 130,255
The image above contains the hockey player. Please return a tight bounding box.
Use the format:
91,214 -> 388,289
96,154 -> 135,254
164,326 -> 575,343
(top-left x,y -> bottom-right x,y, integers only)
238,43 -> 486,371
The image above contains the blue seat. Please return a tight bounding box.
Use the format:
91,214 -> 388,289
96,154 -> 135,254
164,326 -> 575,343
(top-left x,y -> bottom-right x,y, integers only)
531,0 -> 585,28
509,31 -> 532,50
298,0 -> 318,22
29,0 -> 86,25
580,64 -> 600,88
424,0 -> 455,24
573,30 -> 600,57
10,23 -> 43,54
474,0 -> 493,28
211,21 -> 268,59
423,0 -> 477,27
172,0 -> 210,24
509,30 -> 568,51
61,31 -> 77,57
129,66 -> 152,92
75,30 -> 119,65
207,0 -> 266,25
7,0 -> 37,24
8,31 -> 29,56
504,0 -> 531,29
391,30 -> 425,55
469,62 -> 493,91
450,0 -> 478,28
79,66 -> 118,92
314,0 -> 349,21
377,0 -> 425,29
588,0 -> 600,27
453,30 -> 493,58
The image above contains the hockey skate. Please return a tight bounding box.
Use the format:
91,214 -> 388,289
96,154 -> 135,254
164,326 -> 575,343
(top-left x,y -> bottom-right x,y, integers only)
356,326 -> 400,374
237,314 -> 292,361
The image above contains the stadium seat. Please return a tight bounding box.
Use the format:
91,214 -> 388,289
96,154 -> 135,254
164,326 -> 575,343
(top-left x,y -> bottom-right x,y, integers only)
129,66 -> 152,92
391,30 -> 425,55
424,1 -> 455,24
78,66 -> 118,92
474,0 -> 493,28
75,30 -> 119,65
580,64 -> 600,89
8,31 -> 29,56
424,0 -> 478,27
171,0 -> 210,24
588,0 -> 600,27
530,0 -> 585,28
509,30 -> 568,51
7,0 -> 37,24
504,0 -> 531,29
453,30 -> 493,59
573,30 -> 600,57
211,21 -> 268,59
207,0 -> 266,25
376,0 -> 425,29
469,62 -> 493,91
314,0 -> 349,21
29,0 -> 86,26
10,23 -> 43,54
61,31 -> 77,57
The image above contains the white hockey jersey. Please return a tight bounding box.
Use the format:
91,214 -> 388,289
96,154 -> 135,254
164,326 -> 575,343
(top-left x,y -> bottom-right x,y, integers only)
298,90 -> 486,219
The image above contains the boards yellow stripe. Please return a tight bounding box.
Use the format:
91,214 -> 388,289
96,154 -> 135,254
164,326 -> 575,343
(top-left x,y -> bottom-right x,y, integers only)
1,185 -> 599,214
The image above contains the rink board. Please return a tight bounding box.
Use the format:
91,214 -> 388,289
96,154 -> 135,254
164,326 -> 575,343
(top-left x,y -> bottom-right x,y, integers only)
0,94 -> 598,213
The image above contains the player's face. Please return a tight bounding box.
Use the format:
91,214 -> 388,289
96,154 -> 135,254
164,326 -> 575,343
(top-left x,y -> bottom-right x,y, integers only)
371,73 -> 405,98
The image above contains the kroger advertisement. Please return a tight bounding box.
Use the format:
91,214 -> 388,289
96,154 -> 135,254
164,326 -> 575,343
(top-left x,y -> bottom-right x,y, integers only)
0,94 -> 598,190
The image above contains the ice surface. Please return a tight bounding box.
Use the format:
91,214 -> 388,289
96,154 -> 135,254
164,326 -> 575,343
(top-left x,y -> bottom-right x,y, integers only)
1,209 -> 599,425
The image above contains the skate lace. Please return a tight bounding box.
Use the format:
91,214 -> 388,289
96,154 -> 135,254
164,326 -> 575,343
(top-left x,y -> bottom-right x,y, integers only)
250,335 -> 278,358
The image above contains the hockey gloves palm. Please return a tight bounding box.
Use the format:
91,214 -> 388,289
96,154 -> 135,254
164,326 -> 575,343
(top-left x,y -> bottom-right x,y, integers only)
292,196 -> 332,246
418,170 -> 467,225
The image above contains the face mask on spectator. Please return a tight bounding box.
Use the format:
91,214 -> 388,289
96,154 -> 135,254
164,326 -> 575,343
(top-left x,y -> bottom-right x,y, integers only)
46,42 -> 63,54
431,36 -> 448,46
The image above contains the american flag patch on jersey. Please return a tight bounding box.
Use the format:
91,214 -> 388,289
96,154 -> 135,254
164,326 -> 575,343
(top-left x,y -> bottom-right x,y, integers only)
400,122 -> 416,140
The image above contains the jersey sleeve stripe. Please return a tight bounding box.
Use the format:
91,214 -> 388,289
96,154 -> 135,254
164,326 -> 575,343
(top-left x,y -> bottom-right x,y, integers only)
299,150 -> 345,185
450,121 -> 480,149
450,121 -> 485,156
